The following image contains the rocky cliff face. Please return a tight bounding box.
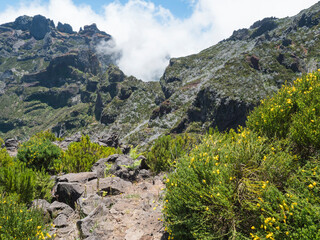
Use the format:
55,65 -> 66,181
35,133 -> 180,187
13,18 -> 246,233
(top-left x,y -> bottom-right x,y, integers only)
1,2 -> 320,146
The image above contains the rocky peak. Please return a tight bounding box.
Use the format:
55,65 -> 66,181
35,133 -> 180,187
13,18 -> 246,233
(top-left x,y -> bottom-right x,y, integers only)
79,23 -> 110,38
57,22 -> 74,34
30,15 -> 55,40
12,15 -> 32,31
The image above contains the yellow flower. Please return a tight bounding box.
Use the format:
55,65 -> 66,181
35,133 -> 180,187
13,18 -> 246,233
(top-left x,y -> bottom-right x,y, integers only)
206,207 -> 209,211
251,226 -> 255,230
308,184 -> 314,189
286,232 -> 289,235
266,232 -> 273,238
202,180 -> 206,183
287,99 -> 292,104
276,226 -> 280,230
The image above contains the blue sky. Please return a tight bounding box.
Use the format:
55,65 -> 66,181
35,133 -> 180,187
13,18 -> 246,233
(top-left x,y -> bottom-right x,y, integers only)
0,0 -> 194,19
0,0 -> 318,81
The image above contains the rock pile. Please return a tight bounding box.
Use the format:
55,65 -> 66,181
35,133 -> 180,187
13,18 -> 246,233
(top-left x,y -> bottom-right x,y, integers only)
32,154 -> 166,240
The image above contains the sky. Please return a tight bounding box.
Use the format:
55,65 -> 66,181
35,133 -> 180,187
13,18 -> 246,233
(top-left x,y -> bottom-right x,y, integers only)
0,0 -> 318,81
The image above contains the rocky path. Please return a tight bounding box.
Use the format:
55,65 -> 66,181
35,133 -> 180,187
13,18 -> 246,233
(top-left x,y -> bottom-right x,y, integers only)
33,154 -> 168,240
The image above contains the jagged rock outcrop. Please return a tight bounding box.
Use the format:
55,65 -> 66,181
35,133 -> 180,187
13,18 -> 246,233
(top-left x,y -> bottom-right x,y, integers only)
57,22 -> 74,34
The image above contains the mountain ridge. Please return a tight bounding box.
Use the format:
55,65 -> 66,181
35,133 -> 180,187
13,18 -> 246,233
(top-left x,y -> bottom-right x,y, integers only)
0,2 -> 320,146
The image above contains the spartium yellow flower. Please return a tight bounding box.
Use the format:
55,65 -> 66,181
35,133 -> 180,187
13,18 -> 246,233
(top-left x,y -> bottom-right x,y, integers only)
251,226 -> 255,230
266,232 -> 273,238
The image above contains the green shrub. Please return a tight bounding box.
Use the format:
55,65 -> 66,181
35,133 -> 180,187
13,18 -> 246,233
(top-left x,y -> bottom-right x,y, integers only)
55,135 -> 121,173
247,71 -> 320,157
17,132 -> 61,173
146,133 -> 198,173
0,161 -> 54,204
0,193 -> 54,240
129,145 -> 143,160
163,72 -> 320,239
163,129 -> 303,239
0,138 -> 14,168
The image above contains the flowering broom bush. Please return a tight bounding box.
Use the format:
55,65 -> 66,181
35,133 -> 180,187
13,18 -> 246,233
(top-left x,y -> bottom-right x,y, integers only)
0,193 -> 55,240
247,71 -> 320,157
163,72 -> 320,239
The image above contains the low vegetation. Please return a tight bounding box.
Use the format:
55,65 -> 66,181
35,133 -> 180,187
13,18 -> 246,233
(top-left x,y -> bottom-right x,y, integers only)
1,72 -> 320,239
0,132 -> 121,239
54,135 -> 121,173
162,71 -> 320,239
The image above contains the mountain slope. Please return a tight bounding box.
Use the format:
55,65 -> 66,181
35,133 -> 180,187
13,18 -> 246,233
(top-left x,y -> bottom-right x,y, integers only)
156,2 -> 320,134
1,2 -> 320,146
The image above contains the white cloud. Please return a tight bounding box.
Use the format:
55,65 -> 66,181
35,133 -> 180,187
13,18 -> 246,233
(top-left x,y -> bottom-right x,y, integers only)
0,0 -> 318,81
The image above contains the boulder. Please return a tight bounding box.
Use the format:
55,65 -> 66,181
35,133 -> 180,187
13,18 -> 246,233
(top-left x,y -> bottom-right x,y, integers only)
53,213 -> 68,228
4,138 -> 19,151
54,183 -> 85,208
88,177 -> 132,196
77,204 -> 107,239
97,133 -> 120,148
48,201 -> 74,218
30,15 -> 54,40
77,194 -> 115,216
57,172 -> 97,184
91,158 -> 110,178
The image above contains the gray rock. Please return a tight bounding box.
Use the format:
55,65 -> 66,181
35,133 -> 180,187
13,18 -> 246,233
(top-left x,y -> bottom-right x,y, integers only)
12,15 -> 32,31
48,201 -> 74,218
57,172 -> 97,184
91,158 -> 109,178
88,177 -> 132,196
54,214 -> 68,228
54,183 -> 85,208
97,133 -> 120,148
30,199 -> 51,221
4,138 -> 19,151
77,204 -> 107,239
31,199 -> 50,211
57,22 -> 74,34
